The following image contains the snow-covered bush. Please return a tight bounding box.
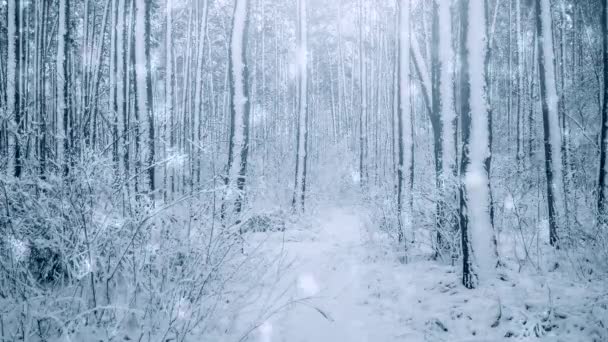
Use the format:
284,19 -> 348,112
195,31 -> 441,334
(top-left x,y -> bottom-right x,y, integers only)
0,154 -> 271,341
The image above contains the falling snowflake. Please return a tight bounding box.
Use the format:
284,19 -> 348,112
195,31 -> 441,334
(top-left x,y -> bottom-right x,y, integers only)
9,237 -> 29,262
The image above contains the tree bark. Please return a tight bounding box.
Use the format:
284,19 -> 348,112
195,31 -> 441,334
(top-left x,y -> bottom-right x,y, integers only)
225,0 -> 251,221
536,0 -> 565,247
135,0 -> 155,196
598,0 -> 608,219
459,0 -> 497,289
7,0 -> 21,177
57,0 -> 69,177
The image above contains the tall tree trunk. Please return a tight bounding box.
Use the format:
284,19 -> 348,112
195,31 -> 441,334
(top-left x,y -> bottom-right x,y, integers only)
558,1 -> 571,232
37,2 -> 48,179
598,0 -> 608,219
57,0 -> 69,177
358,0 -> 366,187
90,0 -> 112,151
536,0 -> 565,247
118,0 -> 129,193
131,13 -> 141,199
82,0 -> 92,148
225,0 -> 250,221
166,0 -> 176,199
111,0 -> 119,175
431,0 -> 444,252
516,0 -> 524,168
292,0 -> 308,213
135,0 -> 155,196
435,0 -> 458,258
7,0 -> 21,177
396,0 -> 412,255
194,0 -> 209,187
459,0 -> 497,289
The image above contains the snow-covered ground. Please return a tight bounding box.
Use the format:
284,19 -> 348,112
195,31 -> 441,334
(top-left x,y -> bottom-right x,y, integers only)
225,205 -> 608,342
256,207 -> 396,342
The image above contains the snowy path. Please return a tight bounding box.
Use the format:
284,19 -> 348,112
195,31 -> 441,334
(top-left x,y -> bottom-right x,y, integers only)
257,207 -> 398,342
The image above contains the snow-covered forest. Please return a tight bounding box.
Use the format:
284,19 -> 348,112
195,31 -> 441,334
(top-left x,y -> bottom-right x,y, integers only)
0,0 -> 607,340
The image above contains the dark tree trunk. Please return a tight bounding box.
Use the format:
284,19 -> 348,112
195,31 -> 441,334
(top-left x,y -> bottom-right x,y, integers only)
144,0 -> 155,195
10,0 -> 22,178
430,0 -> 448,255
598,0 -> 608,218
536,0 -> 562,247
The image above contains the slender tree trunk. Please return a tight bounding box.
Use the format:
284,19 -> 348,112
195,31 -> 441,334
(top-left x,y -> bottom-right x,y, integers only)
7,0 -> 21,177
82,0 -> 92,148
358,0 -> 365,187
431,1 -> 445,251
598,0 -> 608,219
131,19 -> 141,198
194,0 -> 209,187
135,0 -> 155,196
57,0 -> 69,177
396,0 -> 412,255
111,0 -> 119,175
89,0 -> 111,151
166,0 -> 176,199
436,0 -> 458,258
558,1 -> 571,232
37,2 -> 48,179
292,0 -> 308,213
337,1 -> 344,140
528,34 -> 538,160
507,0 -> 513,156
516,0 -> 524,168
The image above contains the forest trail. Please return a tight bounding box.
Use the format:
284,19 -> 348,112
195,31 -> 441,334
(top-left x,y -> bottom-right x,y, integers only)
265,206 -> 394,342
248,206 -> 424,342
